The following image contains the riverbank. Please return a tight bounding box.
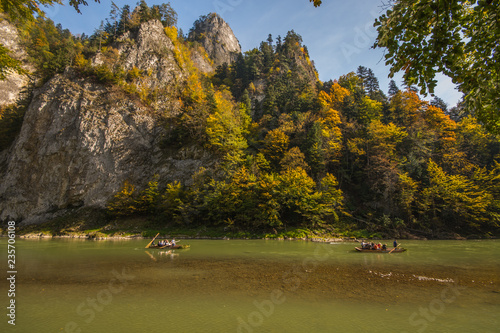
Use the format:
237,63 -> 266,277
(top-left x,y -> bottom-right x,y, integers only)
2,223 -> 495,242
1,208 -> 497,241
7,224 -> 354,243
0,209 -> 371,241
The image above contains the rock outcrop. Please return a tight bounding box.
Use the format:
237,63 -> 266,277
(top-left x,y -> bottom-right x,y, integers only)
107,20 -> 179,86
91,20 -> 185,112
188,13 -> 241,68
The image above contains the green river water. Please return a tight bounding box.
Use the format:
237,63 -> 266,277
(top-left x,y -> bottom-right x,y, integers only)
1,238 -> 499,332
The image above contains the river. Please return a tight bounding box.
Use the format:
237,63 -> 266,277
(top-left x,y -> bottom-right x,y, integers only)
1,238 -> 498,332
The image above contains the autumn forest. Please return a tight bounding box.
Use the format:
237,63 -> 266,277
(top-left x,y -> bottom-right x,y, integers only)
1,1 -> 499,238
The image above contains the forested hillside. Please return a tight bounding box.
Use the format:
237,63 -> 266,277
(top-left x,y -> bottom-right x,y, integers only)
0,2 -> 498,238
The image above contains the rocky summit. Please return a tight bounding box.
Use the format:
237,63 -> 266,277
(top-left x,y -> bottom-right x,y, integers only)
188,13 -> 242,68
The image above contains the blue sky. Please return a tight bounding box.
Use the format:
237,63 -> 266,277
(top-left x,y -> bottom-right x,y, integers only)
45,0 -> 462,107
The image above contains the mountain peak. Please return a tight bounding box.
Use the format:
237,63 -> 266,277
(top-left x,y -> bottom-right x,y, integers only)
188,13 -> 241,68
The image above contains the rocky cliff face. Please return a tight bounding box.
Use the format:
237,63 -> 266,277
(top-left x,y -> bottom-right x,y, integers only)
0,16 -> 32,107
99,20 -> 179,86
188,13 -> 241,68
0,19 -> 221,224
92,20 -> 184,112
0,71 -> 215,224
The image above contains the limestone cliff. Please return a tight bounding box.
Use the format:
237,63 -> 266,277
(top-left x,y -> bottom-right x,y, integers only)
0,19 -> 219,224
99,20 -> 179,86
0,71 -> 215,224
188,13 -> 241,68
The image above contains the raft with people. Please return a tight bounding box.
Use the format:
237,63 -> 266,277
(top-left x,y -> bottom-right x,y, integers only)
355,240 -> 406,253
145,233 -> 190,249
354,247 -> 406,253
148,244 -> 190,250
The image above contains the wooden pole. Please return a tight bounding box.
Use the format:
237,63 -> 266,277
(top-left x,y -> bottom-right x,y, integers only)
145,233 -> 160,248
389,244 -> 400,254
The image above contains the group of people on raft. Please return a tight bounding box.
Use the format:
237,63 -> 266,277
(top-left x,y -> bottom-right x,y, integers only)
360,240 -> 398,251
153,239 -> 176,247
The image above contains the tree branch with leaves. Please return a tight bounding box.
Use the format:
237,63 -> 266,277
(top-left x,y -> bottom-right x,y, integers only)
372,0 -> 499,133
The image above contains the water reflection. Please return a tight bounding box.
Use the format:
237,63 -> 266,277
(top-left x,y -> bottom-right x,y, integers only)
144,249 -> 180,261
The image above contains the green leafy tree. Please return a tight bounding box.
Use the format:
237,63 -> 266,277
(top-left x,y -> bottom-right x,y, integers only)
373,0 -> 499,133
365,120 -> 408,212
254,173 -> 282,227
0,44 -> 25,79
421,159 -> 493,229
277,168 -> 344,228
473,162 -> 500,228
317,173 -> 343,221
135,177 -> 160,214
108,1 -> 120,36
431,96 -> 448,113
159,181 -> 188,223
395,172 -> 419,223
117,4 -> 131,35
359,96 -> 383,125
317,88 -> 343,161
1,0 -> 99,22
277,167 -> 318,226
387,89 -> 425,127
137,0 -> 151,22
305,121 -> 325,177
455,116 -> 500,167
154,3 -> 177,27
21,16 -> 79,80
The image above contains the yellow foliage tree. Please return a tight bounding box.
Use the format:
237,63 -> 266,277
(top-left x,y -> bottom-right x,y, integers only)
422,159 -> 492,228
317,84 -> 344,160
135,177 -> 160,213
388,90 -> 425,126
263,128 -> 290,168
206,90 -> 249,154
396,172 -> 419,222
106,181 -> 138,216
367,120 -> 407,160
280,147 -> 310,172
423,105 -> 457,146
328,81 -> 350,110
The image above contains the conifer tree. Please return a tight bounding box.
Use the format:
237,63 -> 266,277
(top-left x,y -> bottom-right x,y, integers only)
117,5 -> 131,34
388,80 -> 400,96
365,69 -> 380,95
430,96 -> 448,112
